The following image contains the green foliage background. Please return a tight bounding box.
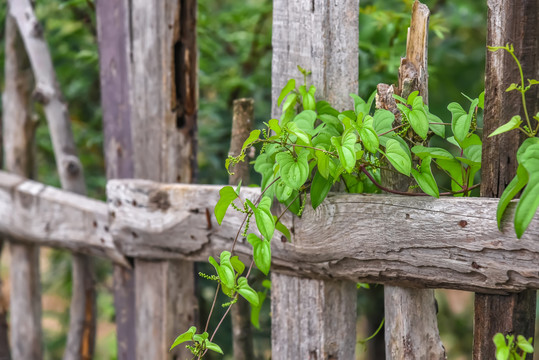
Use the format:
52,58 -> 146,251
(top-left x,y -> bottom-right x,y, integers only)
0,0 -> 508,358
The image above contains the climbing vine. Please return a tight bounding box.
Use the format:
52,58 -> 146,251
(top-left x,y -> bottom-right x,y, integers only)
170,45 -> 538,359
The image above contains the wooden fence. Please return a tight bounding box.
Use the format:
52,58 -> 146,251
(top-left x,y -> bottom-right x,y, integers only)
1,0 -> 538,359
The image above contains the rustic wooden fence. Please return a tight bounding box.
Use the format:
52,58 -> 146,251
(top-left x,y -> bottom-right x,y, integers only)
1,0 -> 538,359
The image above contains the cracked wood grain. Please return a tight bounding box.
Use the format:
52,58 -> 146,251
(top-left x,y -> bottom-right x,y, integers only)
107,180 -> 539,294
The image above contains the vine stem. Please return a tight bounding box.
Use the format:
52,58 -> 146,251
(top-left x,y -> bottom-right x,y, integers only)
203,283 -> 221,333
359,165 -> 480,196
506,48 -> 532,132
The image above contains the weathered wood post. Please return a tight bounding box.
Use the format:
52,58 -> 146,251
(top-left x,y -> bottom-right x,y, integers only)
229,98 -> 255,360
97,0 -> 199,358
8,0 -> 99,357
378,2 -> 446,359
474,0 -> 538,357
271,1 -> 359,358
2,10 -> 38,360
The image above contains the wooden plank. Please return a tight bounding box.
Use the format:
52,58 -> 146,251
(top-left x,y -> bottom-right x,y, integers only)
127,0 -> 198,358
95,0 -> 137,357
8,0 -> 100,356
0,171 -> 129,266
108,180 -> 539,294
271,1 -> 359,357
228,98 -> 254,360
2,11 -> 37,359
380,2 -> 445,359
473,0 -> 539,358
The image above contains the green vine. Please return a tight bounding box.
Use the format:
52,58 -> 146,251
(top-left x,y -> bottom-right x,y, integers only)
170,46 -> 537,358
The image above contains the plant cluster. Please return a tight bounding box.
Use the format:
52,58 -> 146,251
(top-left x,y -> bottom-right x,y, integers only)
493,333 -> 534,360
487,45 -> 539,238
171,45 -> 537,359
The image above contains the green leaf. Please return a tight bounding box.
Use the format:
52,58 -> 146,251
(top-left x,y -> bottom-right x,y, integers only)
411,157 -> 439,198
170,326 -> 196,350
359,118 -> 379,154
276,150 -> 310,190
493,333 -> 507,348
463,145 -> 482,164
478,91 -> 485,109
315,150 -> 331,179
268,119 -> 281,135
214,186 -> 239,225
495,346 -> 510,360
206,340 -> 224,355
250,292 -> 267,329
218,251 -> 236,289
277,79 -> 296,107
514,143 -> 539,238
247,197 -> 275,241
407,91 -> 419,105
247,234 -> 271,275
437,158 -> 466,194
287,122 -> 311,145
275,179 -> 294,203
303,93 -> 316,111
241,130 -> 261,152
516,335 -> 534,353
448,102 -> 471,143
488,115 -> 522,137
293,110 -> 318,136
331,130 -> 357,173
319,114 -> 343,133
237,277 -> 260,306
392,93 -> 407,103
230,256 -> 245,276
282,93 -> 298,113
411,146 -> 454,160
426,107 -> 445,138
383,139 -> 411,176
311,171 -> 332,209
498,166 -> 530,228
373,109 -> 395,135
316,100 -> 340,117
505,83 -> 519,92
274,216 -> 291,241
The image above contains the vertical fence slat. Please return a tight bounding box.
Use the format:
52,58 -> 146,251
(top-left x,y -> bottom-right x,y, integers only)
474,0 -> 539,357
128,0 -> 199,359
271,0 -> 359,358
8,1 -> 99,358
96,0 -> 137,358
2,10 -> 39,360
228,98 -> 255,360
381,2 -> 445,359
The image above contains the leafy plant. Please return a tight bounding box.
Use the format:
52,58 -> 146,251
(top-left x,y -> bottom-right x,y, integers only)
172,67 -> 485,357
487,44 -> 539,238
493,333 -> 534,360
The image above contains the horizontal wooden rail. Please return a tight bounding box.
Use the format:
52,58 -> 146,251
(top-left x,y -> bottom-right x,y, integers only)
108,179 -> 539,294
2,171 -> 539,294
0,171 -> 129,267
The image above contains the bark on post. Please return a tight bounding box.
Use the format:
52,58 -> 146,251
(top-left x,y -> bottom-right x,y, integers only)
2,13 -> 38,360
7,1 -> 98,358
271,1 -> 359,358
228,98 -> 254,360
98,0 -> 199,358
377,2 -> 446,359
473,0 -> 539,358
96,0 -> 136,358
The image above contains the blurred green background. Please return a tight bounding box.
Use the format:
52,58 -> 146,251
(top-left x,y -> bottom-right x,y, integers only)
0,0 -> 525,359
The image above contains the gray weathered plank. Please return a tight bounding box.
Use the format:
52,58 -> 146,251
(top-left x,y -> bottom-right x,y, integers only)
381,2 -> 445,359
95,0 -> 137,357
270,0 -> 359,358
127,0 -> 198,358
228,98 -> 254,360
108,180 -> 539,294
8,0 -> 99,355
0,171 -> 129,266
474,0 -> 539,357
2,10 -> 37,359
